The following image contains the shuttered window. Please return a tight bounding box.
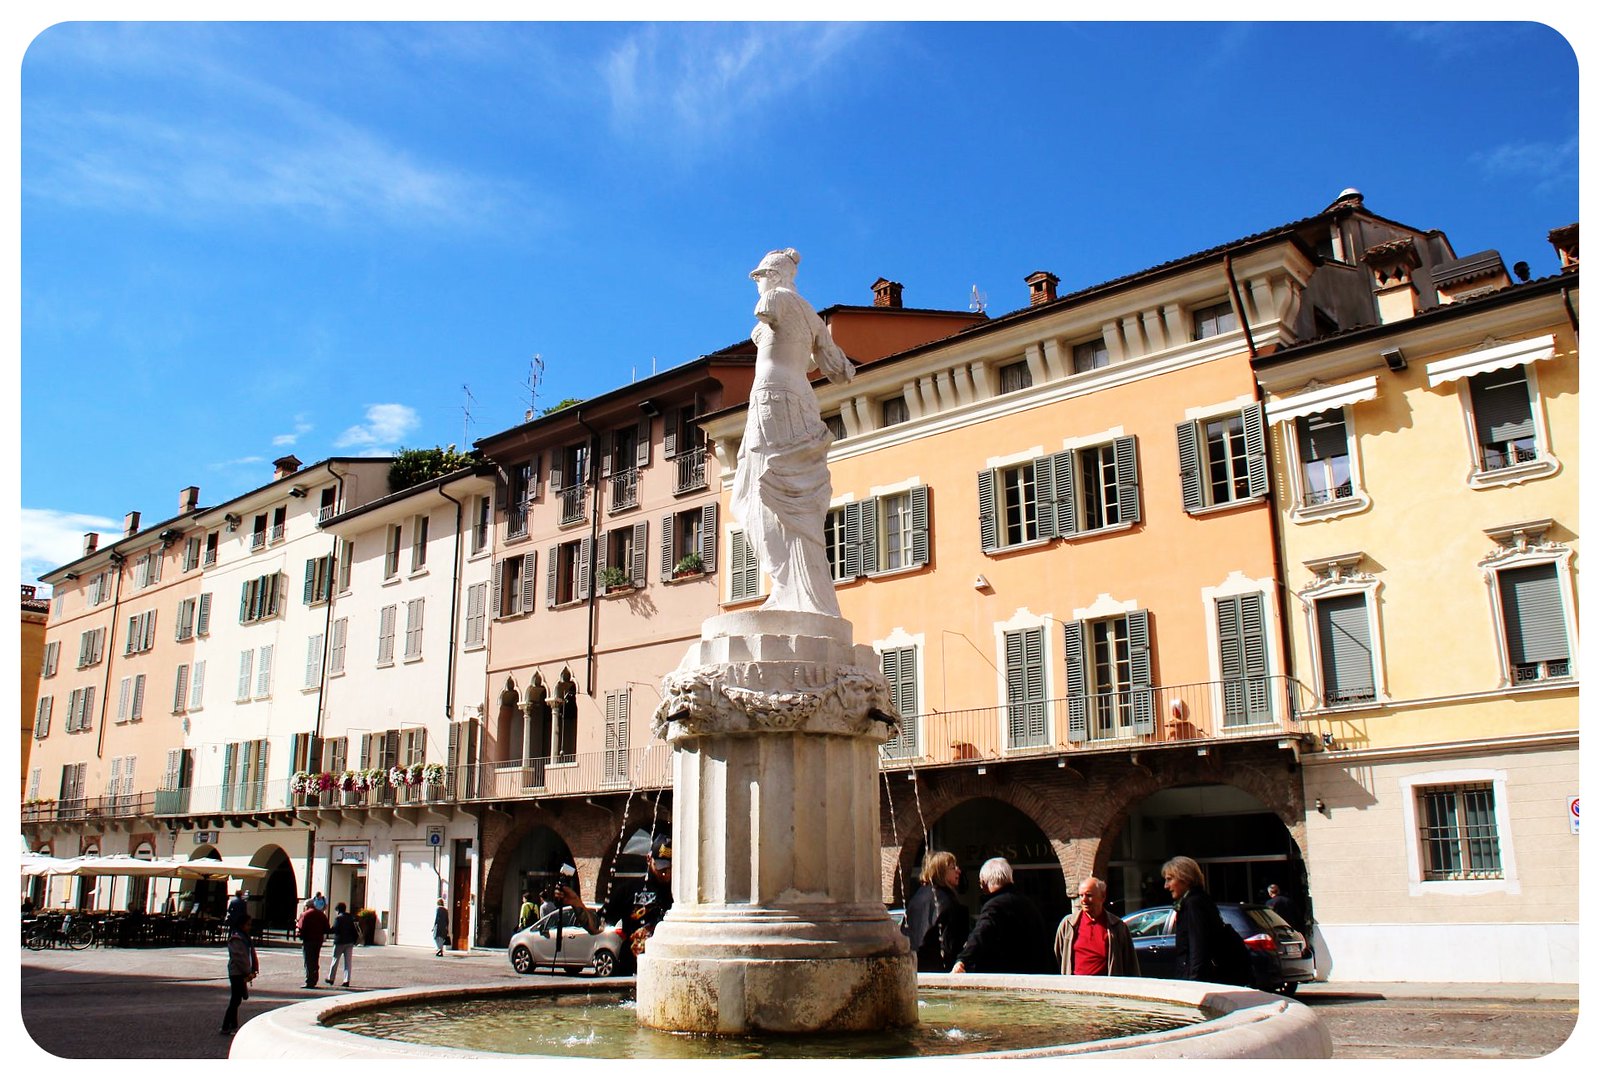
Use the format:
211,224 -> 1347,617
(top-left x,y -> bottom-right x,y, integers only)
1296,410 -> 1353,505
173,665 -> 190,714
254,644 -> 274,698
41,640 -> 60,678
377,604 -> 397,665
237,651 -> 253,701
1498,563 -> 1570,683
1215,593 -> 1270,726
729,529 -> 761,601
188,660 -> 206,711
305,633 -> 325,689
1177,404 -> 1267,511
1468,367 -> 1537,472
1063,610 -> 1152,740
411,515 -> 429,571
329,618 -> 348,675
1315,594 -> 1375,705
1003,627 -> 1047,749
304,556 -> 334,605
979,456 -> 1074,552
880,646 -> 919,759
404,598 -> 425,660
34,696 -> 52,739
240,574 -> 281,624
464,583 -> 487,648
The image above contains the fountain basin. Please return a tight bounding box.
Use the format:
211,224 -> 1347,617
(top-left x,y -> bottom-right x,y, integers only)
228,975 -> 1332,1058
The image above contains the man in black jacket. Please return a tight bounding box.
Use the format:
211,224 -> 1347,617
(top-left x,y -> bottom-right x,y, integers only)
950,857 -> 1052,974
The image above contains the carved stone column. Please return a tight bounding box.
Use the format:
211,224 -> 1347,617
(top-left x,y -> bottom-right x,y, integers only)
635,610 -> 916,1034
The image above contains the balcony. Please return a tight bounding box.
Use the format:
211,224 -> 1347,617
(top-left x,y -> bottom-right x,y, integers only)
250,531 -> 266,550
505,501 -> 530,540
879,676 -> 1313,769
610,468 -> 639,512
558,485 -> 586,526
270,523 -> 286,544
21,793 -> 155,824
673,446 -> 708,494
472,742 -> 672,802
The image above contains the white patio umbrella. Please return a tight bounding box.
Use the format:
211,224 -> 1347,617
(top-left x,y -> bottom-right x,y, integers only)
20,853 -> 79,877
171,858 -> 271,880
64,854 -> 186,877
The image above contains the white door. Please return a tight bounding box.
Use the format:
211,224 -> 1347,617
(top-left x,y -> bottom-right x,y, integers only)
394,846 -> 441,947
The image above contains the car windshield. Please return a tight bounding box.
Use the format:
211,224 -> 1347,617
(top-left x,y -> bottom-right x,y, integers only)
1123,908 -> 1172,937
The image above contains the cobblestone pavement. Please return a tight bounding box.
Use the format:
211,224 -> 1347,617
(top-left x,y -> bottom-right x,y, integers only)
15,942 -> 1583,1060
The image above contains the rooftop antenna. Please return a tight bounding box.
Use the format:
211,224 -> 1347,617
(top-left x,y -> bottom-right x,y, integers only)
460,384 -> 477,447
969,284 -> 988,314
523,354 -> 545,422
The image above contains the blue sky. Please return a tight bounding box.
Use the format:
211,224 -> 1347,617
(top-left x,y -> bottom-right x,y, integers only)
13,17 -> 1582,589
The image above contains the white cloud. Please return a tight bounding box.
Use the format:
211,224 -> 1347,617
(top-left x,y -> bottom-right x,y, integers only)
20,508 -> 121,586
1471,136 -> 1578,193
209,456 -> 266,470
272,415 -> 314,447
335,403 -> 419,449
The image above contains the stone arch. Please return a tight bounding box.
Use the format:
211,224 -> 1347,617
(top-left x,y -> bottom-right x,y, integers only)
249,844 -> 298,932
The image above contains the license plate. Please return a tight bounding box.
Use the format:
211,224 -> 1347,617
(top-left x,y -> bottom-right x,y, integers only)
1283,943 -> 1303,958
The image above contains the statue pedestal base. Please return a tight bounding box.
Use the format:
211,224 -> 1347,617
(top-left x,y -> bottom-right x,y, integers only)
636,611 -> 915,1034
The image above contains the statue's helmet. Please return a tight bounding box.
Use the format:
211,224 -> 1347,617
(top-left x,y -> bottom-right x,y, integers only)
749,247 -> 800,282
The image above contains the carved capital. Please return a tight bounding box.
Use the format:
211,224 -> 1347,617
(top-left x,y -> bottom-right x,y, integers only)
654,661 -> 899,743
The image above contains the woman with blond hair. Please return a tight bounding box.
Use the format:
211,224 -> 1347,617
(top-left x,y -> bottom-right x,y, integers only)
1162,856 -> 1252,985
901,850 -> 969,973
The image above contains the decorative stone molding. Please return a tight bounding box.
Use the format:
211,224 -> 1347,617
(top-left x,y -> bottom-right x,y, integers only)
1482,517 -> 1557,556
1300,551 -> 1371,588
655,662 -> 896,740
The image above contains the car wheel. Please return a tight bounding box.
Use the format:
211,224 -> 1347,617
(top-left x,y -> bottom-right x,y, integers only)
592,948 -> 617,977
511,945 -> 534,974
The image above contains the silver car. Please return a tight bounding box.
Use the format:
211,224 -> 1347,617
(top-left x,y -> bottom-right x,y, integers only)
506,906 -> 625,977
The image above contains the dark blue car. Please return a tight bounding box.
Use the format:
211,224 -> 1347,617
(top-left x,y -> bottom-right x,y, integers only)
1122,902 -> 1315,995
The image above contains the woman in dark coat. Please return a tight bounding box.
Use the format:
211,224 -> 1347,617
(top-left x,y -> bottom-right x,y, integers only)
1162,855 -> 1253,986
902,851 -> 969,973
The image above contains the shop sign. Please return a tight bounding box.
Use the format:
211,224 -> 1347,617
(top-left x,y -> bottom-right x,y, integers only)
332,845 -> 369,865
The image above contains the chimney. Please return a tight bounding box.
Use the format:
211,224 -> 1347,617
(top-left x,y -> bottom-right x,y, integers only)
83,532 -> 99,556
123,511 -> 141,537
272,454 -> 303,480
1025,271 -> 1060,306
1360,237 -> 1421,323
870,278 -> 904,308
179,486 -> 200,514
1548,222 -> 1578,272
22,584 -> 36,601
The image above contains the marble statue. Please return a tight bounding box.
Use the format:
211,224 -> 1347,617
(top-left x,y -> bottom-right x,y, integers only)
729,248 -> 855,616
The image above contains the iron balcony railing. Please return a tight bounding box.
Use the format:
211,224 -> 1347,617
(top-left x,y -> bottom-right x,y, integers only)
471,742 -> 672,801
879,676 -> 1314,768
559,484 -> 586,525
673,446 -> 708,494
18,792 -> 157,824
610,467 -> 640,512
505,499 -> 530,540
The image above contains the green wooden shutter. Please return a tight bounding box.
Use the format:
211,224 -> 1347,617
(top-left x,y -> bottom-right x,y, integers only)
1127,609 -> 1154,733
1241,592 -> 1269,720
1317,593 -> 1374,704
1242,403 -> 1269,497
881,647 -> 918,758
1113,435 -> 1141,524
1005,627 -> 1046,749
304,559 -> 316,604
1063,621 -> 1088,741
977,469 -> 999,552
842,502 -> 863,579
173,665 -> 189,714
909,485 -> 930,567
221,743 -> 236,811
1176,420 -> 1204,510
197,592 -> 212,636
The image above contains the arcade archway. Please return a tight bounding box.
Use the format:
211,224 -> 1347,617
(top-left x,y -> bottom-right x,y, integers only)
906,796 -> 1069,932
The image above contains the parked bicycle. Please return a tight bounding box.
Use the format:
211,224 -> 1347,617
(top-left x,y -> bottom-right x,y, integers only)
23,913 -> 95,950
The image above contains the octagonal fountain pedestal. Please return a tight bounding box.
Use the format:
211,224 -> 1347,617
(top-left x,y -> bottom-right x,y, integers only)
633,610 -> 916,1034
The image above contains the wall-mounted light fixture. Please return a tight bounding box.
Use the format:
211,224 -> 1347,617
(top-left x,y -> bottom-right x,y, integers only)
973,574 -> 990,590
288,487 -> 307,499
1381,347 -> 1407,372
1314,798 -> 1327,814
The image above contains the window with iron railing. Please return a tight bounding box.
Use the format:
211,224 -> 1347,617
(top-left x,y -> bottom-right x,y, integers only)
673,446 -> 707,494
1419,783 -> 1502,880
610,467 -> 639,511
559,484 -> 586,525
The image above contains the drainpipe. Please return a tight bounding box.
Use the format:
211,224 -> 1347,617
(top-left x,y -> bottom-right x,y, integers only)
574,412 -> 603,698
1223,254 -> 1259,359
304,461 -> 349,897
437,478 -> 466,723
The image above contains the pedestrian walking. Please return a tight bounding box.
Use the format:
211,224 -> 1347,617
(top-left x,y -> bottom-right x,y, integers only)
297,898 -> 330,988
1266,883 -> 1308,935
950,857 -> 1053,974
1054,876 -> 1140,976
312,891 -> 327,913
326,902 -> 358,987
1162,856 -> 1252,985
219,914 -> 258,1036
432,897 -> 450,956
902,850 -> 969,973
224,888 -> 249,929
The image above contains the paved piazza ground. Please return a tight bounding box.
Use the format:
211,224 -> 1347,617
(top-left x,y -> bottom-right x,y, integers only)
14,940 -> 1582,1060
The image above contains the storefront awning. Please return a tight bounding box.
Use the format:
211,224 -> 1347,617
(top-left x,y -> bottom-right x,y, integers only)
1265,376 -> 1379,426
173,856 -> 271,880
1426,334 -> 1556,388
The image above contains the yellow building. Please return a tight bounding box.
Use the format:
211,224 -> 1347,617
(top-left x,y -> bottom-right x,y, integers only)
21,585 -> 50,800
1253,224 -> 1579,980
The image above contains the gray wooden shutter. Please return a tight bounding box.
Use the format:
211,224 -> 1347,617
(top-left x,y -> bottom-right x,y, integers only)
1128,609 -> 1154,734
546,547 -> 558,608
1217,596 -> 1244,725
600,433 -> 615,478
842,502 -> 863,579
359,733 -> 373,769
1063,620 -> 1088,741
636,415 -> 652,467
221,743 -> 236,811
1317,593 -> 1374,702
239,582 -> 250,624
1499,564 -> 1569,665
550,454 -> 564,493
730,531 -> 751,600
858,498 -> 879,575
977,469 -> 999,552
1005,628 -> 1046,749
595,533 -> 609,578
700,501 -> 718,573
1113,435 -> 1141,524
1051,450 -> 1077,538
197,593 -> 212,636
1176,420 -> 1203,510
910,485 -> 930,567
1242,402 -> 1269,497
631,521 -> 648,586
1241,592 -> 1269,719
663,407 -> 679,458
577,537 -> 592,600
490,559 -> 503,617
383,730 -> 400,771
1034,454 -> 1059,538
173,665 -> 189,713
660,514 -> 675,577
520,550 -> 538,612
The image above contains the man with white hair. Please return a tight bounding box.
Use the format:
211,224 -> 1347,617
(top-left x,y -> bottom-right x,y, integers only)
1053,876 -> 1140,976
950,857 -> 1052,974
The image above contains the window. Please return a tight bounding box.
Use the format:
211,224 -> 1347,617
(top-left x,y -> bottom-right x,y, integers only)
600,522 -> 649,589
187,660 -> 206,711
728,529 -> 763,602
664,398 -> 706,459
880,646 -> 919,759
176,597 -> 197,641
329,619 -> 348,676
1176,404 -> 1267,511
384,524 -> 402,579
605,418 -> 650,511
1496,563 -> 1571,684
87,571 -> 111,606
251,513 -> 268,550
124,610 -> 157,655
411,515 -> 429,572
196,592 -> 212,636
65,686 -> 96,732
78,627 -> 105,668
603,689 -> 631,785
305,634 -> 325,689
464,583 -> 488,648
493,552 -> 538,617
182,536 -> 201,572
41,640 -> 60,678
978,455 -> 1077,551
319,486 -> 338,522
1418,783 -> 1502,880
304,555 -> 334,605
881,395 -> 910,427
554,443 -> 589,525
505,459 -> 536,539
1058,437 -> 1141,536
472,495 -> 491,554
134,551 -> 162,589
1003,627 -> 1047,749
115,674 -> 147,722
33,696 -> 52,739
221,739 -> 269,813
236,651 -> 254,702
662,502 -> 718,577
1063,611 -> 1153,740
998,360 -> 1032,394
59,763 -> 86,809
1295,410 -> 1354,506
172,666 -> 189,714
240,573 -> 282,624
203,531 -> 218,566
999,461 -> 1039,546
1314,593 -> 1376,705
1191,299 -> 1237,340
831,487 -> 932,579
547,538 -> 591,607
1072,338 -> 1109,373
377,604 -> 397,665
254,644 -> 274,698
271,505 -> 287,544
823,413 -> 848,441
403,598 -> 425,660
824,507 -> 851,581
1215,593 -> 1270,727
1468,367 -> 1537,472
338,539 -> 353,593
